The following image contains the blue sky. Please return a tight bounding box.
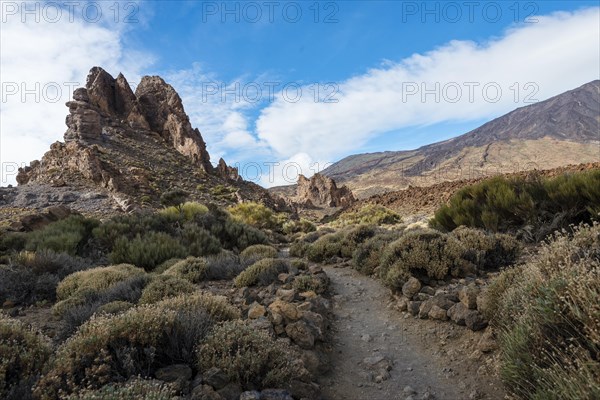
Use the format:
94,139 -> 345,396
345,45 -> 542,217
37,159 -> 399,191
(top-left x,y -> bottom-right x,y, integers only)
1,1 -> 599,186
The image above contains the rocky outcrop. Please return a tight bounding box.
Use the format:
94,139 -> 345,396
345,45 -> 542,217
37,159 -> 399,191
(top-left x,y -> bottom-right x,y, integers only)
295,173 -> 355,208
216,158 -> 241,182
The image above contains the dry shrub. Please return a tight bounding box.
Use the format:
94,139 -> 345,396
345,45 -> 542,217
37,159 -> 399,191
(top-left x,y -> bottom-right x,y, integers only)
65,378 -> 176,400
138,275 -> 195,304
239,244 -> 278,265
163,257 -> 208,283
197,320 -> 304,390
234,258 -> 288,287
485,223 -> 600,399
56,264 -> 146,301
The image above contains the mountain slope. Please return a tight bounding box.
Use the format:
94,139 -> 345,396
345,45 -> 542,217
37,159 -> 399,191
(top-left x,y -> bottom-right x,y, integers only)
321,80 -> 600,198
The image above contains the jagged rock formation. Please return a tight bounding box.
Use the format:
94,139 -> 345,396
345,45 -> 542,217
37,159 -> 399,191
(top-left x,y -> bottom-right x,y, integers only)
14,67 -> 274,213
295,174 -> 355,208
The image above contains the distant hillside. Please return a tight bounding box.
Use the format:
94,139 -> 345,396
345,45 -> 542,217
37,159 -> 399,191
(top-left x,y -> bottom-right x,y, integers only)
320,80 -> 600,198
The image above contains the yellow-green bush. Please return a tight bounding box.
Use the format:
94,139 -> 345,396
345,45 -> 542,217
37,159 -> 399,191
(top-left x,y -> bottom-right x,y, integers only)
240,244 -> 278,264
228,202 -> 281,230
305,232 -> 345,262
485,223 -> 600,399
336,204 -> 401,226
234,258 -> 288,287
56,264 -> 146,301
159,202 -> 208,221
24,215 -> 99,256
65,379 -> 176,400
35,293 -> 238,398
282,218 -> 316,235
139,275 -> 195,304
163,257 -> 208,283
197,320 -> 303,390
0,315 -> 52,399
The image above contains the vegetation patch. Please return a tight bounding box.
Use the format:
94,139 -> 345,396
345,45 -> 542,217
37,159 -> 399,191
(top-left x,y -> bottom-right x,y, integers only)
139,275 -> 195,304
234,258 -> 288,287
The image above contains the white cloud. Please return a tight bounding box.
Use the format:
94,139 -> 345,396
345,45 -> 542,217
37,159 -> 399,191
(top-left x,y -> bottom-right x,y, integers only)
256,7 -> 600,166
0,1 -> 154,185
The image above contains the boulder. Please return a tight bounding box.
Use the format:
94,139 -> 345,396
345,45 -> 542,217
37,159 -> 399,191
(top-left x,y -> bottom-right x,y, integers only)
285,320 -> 315,349
402,277 -> 422,299
458,284 -> 480,309
203,367 -> 229,390
269,299 -> 301,321
248,302 -> 266,319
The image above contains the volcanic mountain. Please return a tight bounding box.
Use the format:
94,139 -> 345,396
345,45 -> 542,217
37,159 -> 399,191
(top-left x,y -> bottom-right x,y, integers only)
320,80 -> 600,198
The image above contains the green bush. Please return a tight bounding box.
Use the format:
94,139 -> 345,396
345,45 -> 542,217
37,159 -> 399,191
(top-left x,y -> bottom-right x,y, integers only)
163,257 -> 208,283
159,202 -> 208,221
293,275 -> 327,294
66,379 -> 176,400
305,232 -> 345,263
95,301 -> 134,316
179,224 -> 221,257
336,204 -> 401,226
25,215 -> 99,256
431,170 -> 600,240
0,315 -> 52,399
234,258 -> 288,287
139,275 -> 195,304
282,218 -> 316,235
159,188 -> 189,208
378,230 -> 470,290
484,223 -> 600,399
450,227 -> 521,270
109,232 -> 186,271
204,251 -> 244,280
339,224 -> 377,258
197,320 -> 303,390
56,264 -> 146,301
35,293 -> 237,398
240,244 -> 278,265
352,231 -> 398,275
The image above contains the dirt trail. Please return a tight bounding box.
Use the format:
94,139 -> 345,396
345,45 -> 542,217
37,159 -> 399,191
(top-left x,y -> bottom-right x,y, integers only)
319,265 -> 503,400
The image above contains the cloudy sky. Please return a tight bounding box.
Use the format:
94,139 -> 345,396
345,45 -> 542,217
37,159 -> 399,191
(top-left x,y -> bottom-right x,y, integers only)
1,1 -> 599,186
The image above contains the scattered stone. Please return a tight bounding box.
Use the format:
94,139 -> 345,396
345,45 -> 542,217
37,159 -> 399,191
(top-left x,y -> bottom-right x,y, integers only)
191,384 -> 224,400
309,265 -> 323,274
362,356 -> 392,371
402,277 -> 422,299
465,311 -> 488,331
407,301 -> 422,316
403,385 -> 417,395
203,367 -> 229,390
459,284 -> 480,309
361,334 -> 373,342
447,303 -> 470,325
259,389 -> 294,400
428,305 -> 448,321
247,302 -> 266,319
269,299 -> 300,321
477,328 -> 497,353
239,391 -> 261,400
285,320 -> 315,349
420,285 -> 436,295
216,382 -> 242,400
276,288 -> 297,302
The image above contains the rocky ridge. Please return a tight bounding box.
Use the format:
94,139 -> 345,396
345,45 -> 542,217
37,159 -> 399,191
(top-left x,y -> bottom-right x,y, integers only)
294,174 -> 355,208
9,67 -> 278,218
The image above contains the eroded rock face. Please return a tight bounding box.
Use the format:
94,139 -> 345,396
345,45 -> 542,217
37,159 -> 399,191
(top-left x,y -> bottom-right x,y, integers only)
216,158 -> 241,182
17,67 -> 215,187
295,173 -> 355,208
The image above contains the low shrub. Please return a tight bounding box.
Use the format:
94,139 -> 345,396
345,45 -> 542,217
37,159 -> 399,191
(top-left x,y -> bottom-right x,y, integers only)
293,275 -> 327,294
0,315 -> 52,399
450,227 -> 521,270
95,301 -> 134,316
430,169 -> 600,240
56,264 -> 146,301
204,251 -> 244,280
485,223 -> 600,399
282,219 -> 316,235
24,215 -> 99,256
234,258 -> 288,287
339,224 -> 377,258
163,257 -> 208,283
35,293 -> 237,398
352,231 -> 398,276
336,204 -> 401,226
197,320 -> 303,390
240,244 -> 278,265
289,241 -> 309,258
55,275 -> 149,340
159,202 -> 208,221
378,230 -> 471,290
66,379 -> 176,400
305,232 -> 344,263
109,232 -> 186,271
139,275 -> 195,304
228,202 -> 281,230
179,224 -> 221,257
